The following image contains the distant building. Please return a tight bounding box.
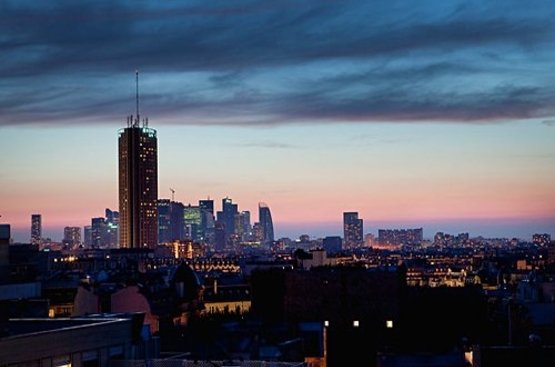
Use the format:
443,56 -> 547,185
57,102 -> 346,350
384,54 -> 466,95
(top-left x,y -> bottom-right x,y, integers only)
184,204 -> 202,241
343,212 -> 363,248
105,208 -> 119,247
259,202 -> 274,246
378,228 -> 423,246
63,227 -> 81,247
239,211 -> 251,241
91,217 -> 107,248
0,224 -> 10,281
199,198 -> 215,242
364,233 -> 375,247
83,225 -> 92,247
548,242 -> 555,265
533,233 -> 551,247
216,197 -> 238,241
252,222 -> 264,243
214,221 -> 226,251
31,214 -> 41,245
158,199 -> 185,243
323,236 -> 342,254
118,73 -> 158,248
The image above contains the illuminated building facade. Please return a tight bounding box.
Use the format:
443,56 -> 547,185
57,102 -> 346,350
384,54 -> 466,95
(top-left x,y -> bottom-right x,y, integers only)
343,212 -> 363,248
533,233 -> 551,247
118,73 -> 158,248
378,228 -> 423,246
199,198 -> 215,243
184,204 -> 202,241
63,226 -> 81,247
31,214 -> 41,245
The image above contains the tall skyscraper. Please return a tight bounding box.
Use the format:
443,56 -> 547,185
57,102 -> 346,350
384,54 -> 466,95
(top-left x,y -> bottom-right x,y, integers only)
240,211 -> 251,241
63,227 -> 81,247
184,204 -> 202,241
216,197 -> 238,241
105,208 -> 119,247
31,214 -> 41,246
343,212 -> 363,248
259,202 -> 274,245
91,217 -> 106,248
83,225 -> 92,247
199,198 -> 215,243
118,72 -> 158,249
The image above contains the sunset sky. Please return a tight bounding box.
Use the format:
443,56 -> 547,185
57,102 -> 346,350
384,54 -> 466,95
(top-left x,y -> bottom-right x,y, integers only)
1,1 -> 554,241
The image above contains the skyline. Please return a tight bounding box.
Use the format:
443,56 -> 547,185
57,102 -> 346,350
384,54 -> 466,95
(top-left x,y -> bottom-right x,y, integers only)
1,1 -> 555,241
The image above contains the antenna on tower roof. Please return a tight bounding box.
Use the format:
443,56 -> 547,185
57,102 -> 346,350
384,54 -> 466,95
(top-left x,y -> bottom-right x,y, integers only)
134,70 -> 140,127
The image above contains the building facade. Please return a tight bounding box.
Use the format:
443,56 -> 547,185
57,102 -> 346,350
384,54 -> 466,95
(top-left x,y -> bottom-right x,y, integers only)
259,202 -> 274,246
63,227 -> 81,247
343,212 -> 363,248
118,109 -> 158,248
31,214 -> 41,245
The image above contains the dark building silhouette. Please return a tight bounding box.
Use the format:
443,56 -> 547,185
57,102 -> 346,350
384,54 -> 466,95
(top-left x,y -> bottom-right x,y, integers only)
199,199 -> 215,243
259,202 -> 274,245
216,197 -> 238,242
83,225 -> 92,247
251,266 -> 405,367
31,214 -> 41,246
214,221 -> 226,251
118,72 -> 158,249
158,199 -> 185,243
323,236 -> 342,254
0,224 -> 9,281
343,212 -> 363,248
199,199 -> 214,217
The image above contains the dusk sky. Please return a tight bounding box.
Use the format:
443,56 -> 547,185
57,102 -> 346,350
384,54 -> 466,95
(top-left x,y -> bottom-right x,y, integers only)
1,0 -> 554,242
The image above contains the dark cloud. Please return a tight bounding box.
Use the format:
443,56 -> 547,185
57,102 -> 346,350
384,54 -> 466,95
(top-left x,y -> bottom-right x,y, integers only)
1,0 -> 555,126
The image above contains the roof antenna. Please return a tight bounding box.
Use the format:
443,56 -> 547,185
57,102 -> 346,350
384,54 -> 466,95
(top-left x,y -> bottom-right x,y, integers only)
135,70 -> 140,127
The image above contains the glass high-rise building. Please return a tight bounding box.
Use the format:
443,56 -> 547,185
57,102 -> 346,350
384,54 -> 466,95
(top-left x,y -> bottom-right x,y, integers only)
258,202 -> 274,245
343,212 -> 363,248
118,72 -> 158,248
216,197 -> 238,241
184,204 -> 202,241
31,214 -> 41,246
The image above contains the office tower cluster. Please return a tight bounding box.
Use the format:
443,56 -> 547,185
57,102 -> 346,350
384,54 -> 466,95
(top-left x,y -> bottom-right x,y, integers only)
157,197 -> 274,251
21,74 -> 276,251
79,209 -> 120,248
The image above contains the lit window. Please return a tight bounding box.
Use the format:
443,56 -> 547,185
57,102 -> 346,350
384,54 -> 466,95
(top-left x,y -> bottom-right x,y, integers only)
386,320 -> 393,329
353,320 -> 359,327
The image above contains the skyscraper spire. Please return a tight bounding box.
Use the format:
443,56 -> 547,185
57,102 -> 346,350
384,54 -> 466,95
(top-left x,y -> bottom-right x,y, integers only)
135,70 -> 140,127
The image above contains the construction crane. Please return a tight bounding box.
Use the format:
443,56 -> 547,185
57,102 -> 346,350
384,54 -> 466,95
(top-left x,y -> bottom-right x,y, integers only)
170,188 -> 175,201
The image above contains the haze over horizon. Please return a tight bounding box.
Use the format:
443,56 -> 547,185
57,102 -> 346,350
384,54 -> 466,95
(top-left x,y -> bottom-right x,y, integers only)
1,1 -> 554,242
